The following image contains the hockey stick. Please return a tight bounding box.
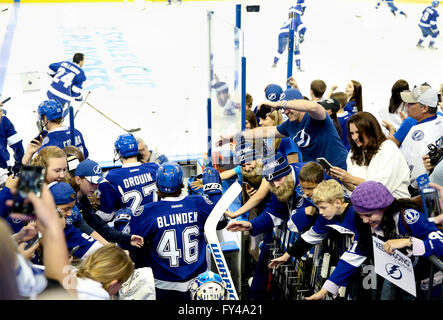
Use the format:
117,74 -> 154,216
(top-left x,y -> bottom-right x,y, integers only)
74,91 -> 91,119
204,181 -> 242,300
85,101 -> 141,133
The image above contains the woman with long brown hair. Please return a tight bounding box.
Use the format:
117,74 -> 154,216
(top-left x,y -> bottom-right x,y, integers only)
328,111 -> 410,198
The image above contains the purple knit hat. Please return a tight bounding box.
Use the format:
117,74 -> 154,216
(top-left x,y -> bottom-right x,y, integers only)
351,181 -> 394,213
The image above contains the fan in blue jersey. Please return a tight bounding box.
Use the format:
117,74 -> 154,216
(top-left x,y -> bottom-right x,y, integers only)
272,1 -> 306,71
0,108 -> 24,178
375,0 -> 407,17
123,163 -> 225,301
47,53 -> 86,115
96,133 -> 159,223
48,181 -> 103,259
306,181 -> 443,300
417,1 -> 440,49
36,99 -> 89,159
268,179 -> 356,270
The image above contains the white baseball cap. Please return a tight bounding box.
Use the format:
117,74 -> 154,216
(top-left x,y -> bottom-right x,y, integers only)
400,85 -> 438,108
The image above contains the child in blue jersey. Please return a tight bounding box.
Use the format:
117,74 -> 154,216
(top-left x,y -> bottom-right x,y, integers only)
268,179 -> 355,271
96,133 -> 159,223
47,53 -> 86,112
124,163 -> 225,301
49,181 -> 103,260
417,1 -> 440,49
72,159 -> 144,248
331,91 -> 351,151
306,181 -> 443,300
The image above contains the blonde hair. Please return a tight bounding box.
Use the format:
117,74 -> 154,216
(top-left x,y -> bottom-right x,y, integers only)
32,146 -> 69,183
76,244 -> 134,292
311,179 -> 344,205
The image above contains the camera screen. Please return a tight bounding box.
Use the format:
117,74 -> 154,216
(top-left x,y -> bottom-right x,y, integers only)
17,165 -> 45,198
421,187 -> 441,218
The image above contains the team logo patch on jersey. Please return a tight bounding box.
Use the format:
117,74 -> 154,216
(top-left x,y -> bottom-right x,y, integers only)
411,130 -> 424,141
203,195 -> 213,205
404,209 -> 420,224
296,197 -> 304,208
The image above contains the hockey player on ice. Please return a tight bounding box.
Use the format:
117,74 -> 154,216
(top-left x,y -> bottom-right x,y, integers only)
375,0 -> 407,18
417,0 -> 440,50
272,1 -> 306,71
47,53 -> 87,118
124,163 -> 227,301
96,133 -> 159,224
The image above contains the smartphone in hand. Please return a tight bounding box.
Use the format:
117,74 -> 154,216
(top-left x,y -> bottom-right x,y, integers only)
316,157 -> 333,171
11,165 -> 45,218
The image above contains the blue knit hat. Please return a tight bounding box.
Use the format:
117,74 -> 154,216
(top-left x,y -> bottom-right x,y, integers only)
262,152 -> 291,181
265,84 -> 283,102
234,141 -> 260,165
48,182 -> 77,205
351,181 -> 394,213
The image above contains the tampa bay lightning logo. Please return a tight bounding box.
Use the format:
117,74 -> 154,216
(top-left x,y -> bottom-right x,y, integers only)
294,129 -> 310,148
411,130 -> 424,141
385,263 -> 402,280
404,209 -> 420,224
93,165 -> 102,175
296,197 -> 304,208
267,93 -> 277,101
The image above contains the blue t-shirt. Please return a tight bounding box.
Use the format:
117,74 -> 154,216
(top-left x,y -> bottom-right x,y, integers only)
337,111 -> 351,151
276,113 -> 348,169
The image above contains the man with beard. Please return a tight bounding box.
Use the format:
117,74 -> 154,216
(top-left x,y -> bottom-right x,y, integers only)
227,152 -> 327,299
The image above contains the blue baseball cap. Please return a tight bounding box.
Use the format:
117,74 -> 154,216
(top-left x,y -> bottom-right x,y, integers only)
280,88 -> 303,101
74,159 -> 106,184
265,84 -> 283,102
48,182 -> 77,205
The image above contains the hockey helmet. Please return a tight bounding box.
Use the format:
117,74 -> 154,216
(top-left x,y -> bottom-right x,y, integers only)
189,271 -> 227,300
156,162 -> 183,193
432,1 -> 439,7
114,133 -> 138,158
37,100 -> 63,121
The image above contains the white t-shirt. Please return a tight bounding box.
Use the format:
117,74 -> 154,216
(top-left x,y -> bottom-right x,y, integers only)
346,139 -> 411,198
75,277 -> 110,300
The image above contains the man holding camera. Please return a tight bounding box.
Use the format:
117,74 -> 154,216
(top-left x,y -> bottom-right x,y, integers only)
400,84 -> 443,193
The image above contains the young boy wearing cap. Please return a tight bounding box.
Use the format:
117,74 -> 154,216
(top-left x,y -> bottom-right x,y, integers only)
49,182 -> 103,259
72,159 -> 144,249
306,180 -> 443,300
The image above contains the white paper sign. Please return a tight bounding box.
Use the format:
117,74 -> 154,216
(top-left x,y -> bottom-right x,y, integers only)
372,236 -> 416,297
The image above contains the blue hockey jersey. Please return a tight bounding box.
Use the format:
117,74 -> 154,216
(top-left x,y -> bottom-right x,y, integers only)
97,162 -> 159,221
47,60 -> 86,107
325,208 -> 440,294
64,223 -> 102,259
39,127 -> 89,159
419,6 -> 439,32
126,194 -> 221,292
0,115 -> 24,169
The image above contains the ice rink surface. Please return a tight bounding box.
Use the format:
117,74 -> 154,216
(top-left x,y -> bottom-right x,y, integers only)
0,0 -> 442,163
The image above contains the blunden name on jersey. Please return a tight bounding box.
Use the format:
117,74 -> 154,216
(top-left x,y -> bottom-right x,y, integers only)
157,211 -> 199,228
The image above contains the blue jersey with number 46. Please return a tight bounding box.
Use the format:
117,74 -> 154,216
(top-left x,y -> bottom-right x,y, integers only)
47,60 -> 86,107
